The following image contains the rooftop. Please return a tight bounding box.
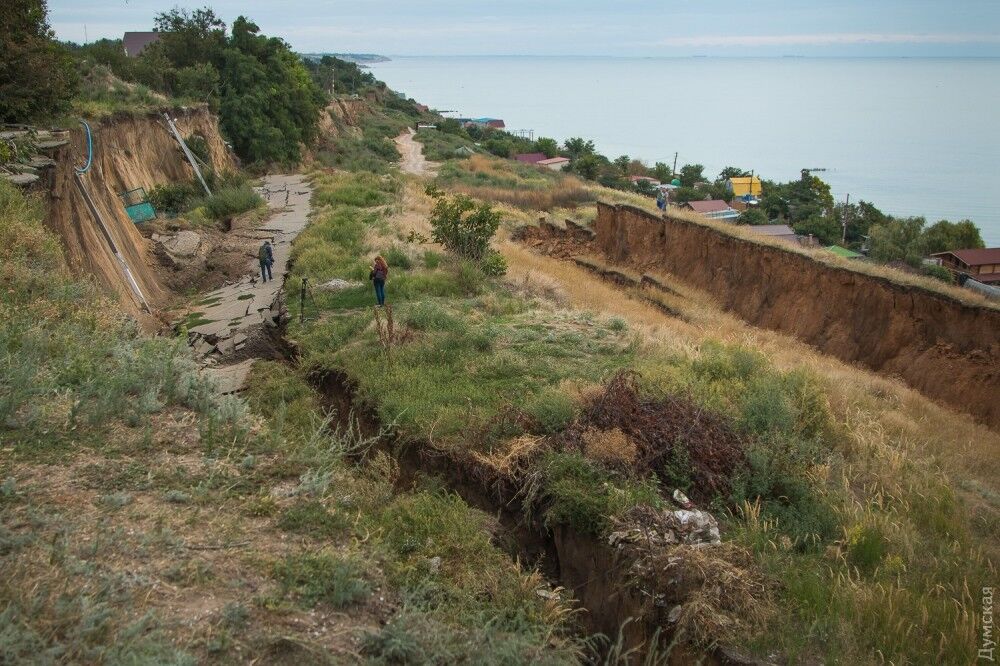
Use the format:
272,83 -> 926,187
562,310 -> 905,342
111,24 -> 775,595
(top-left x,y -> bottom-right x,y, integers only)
748,224 -> 797,237
931,248 -> 1000,266
513,153 -> 547,164
685,199 -> 733,214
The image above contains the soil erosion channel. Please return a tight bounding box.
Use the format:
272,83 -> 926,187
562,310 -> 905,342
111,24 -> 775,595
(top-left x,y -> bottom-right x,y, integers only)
177,168 -> 748,663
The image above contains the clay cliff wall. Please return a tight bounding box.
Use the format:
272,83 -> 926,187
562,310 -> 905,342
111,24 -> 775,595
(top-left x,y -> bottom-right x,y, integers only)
594,203 -> 1000,429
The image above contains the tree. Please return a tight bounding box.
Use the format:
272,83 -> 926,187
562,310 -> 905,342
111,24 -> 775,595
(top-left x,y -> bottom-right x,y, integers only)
671,186 -> 703,204
922,219 -> 984,254
717,166 -> 750,182
0,0 -> 78,122
868,217 -> 926,265
678,164 -> 705,187
217,17 -> 323,164
613,155 -> 631,177
571,154 -> 600,180
175,63 -> 220,106
153,7 -> 227,69
793,215 -> 842,246
652,162 -> 673,182
738,208 -> 769,226
835,199 -> 887,247
563,137 -> 595,160
534,137 -> 559,158
428,192 -> 502,261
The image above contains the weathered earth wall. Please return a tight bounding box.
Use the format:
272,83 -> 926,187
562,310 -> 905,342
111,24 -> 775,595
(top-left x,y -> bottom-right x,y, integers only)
45,106 -> 234,316
594,203 -> 1000,429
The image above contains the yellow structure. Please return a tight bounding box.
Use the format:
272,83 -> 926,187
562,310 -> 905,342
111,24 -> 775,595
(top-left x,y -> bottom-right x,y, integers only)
729,175 -> 762,197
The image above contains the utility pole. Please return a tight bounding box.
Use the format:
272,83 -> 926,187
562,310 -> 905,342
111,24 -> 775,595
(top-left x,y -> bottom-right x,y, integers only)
841,193 -> 851,245
672,151 -> 678,177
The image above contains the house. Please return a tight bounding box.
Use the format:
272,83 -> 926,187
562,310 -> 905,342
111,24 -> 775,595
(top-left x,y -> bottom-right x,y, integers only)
457,117 -> 506,130
681,199 -> 740,222
728,175 -> 762,199
513,153 -> 547,165
123,31 -> 162,57
826,245 -> 864,259
537,156 -> 570,171
747,224 -> 799,244
930,248 -> 1000,284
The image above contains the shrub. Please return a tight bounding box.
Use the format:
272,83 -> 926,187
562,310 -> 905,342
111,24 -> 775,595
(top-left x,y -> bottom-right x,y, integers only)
540,452 -> 661,536
382,246 -> 412,270
523,388 -> 576,434
199,185 -> 262,220
428,192 -> 501,261
148,181 -> 201,216
423,250 -> 442,269
479,250 -> 508,277
921,263 -> 955,284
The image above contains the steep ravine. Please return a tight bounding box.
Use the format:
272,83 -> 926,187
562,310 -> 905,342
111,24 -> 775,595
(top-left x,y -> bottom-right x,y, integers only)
44,107 -> 234,321
528,203 -> 1000,430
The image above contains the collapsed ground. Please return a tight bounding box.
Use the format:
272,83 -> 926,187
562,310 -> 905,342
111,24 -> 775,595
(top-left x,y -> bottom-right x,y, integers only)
2,83 -> 999,666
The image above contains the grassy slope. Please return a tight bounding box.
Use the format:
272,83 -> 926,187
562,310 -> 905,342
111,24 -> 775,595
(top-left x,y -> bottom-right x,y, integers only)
285,136 -> 999,663
0,176 -> 581,663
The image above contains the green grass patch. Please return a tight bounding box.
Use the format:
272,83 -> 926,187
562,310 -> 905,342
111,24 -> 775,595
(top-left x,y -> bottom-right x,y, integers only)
272,551 -> 369,608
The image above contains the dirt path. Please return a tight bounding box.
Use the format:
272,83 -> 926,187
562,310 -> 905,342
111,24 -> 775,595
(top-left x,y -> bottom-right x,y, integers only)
181,174 -> 312,392
395,129 -> 437,176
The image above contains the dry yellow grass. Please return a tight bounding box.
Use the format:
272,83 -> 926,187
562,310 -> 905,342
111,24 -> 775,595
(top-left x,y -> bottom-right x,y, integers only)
499,239 -> 1000,501
581,427 -> 637,466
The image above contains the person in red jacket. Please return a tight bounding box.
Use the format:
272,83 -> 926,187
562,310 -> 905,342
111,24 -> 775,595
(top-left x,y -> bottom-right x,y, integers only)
369,255 -> 388,306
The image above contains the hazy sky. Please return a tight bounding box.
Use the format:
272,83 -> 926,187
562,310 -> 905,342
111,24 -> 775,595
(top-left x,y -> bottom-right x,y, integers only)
49,0 -> 1000,56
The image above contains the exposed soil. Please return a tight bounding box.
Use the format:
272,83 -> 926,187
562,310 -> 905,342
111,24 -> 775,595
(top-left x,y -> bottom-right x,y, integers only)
44,107 -> 234,323
394,129 -> 438,176
517,206 -> 1000,430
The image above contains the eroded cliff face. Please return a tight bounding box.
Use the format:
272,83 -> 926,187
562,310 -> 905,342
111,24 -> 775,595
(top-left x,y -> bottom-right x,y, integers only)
44,106 -> 234,318
593,203 -> 1000,429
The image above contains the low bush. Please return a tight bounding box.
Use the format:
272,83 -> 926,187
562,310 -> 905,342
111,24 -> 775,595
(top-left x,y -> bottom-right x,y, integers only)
198,185 -> 262,220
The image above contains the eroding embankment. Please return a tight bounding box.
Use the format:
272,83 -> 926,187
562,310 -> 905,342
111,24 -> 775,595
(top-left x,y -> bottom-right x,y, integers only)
591,203 -> 1000,429
44,107 -> 233,317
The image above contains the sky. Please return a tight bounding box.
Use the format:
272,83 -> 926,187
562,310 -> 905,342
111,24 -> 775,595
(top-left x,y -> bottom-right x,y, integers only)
48,0 -> 1000,57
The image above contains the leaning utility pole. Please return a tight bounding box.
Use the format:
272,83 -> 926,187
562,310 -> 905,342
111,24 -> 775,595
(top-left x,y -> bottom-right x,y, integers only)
672,151 -> 678,177
164,113 -> 212,197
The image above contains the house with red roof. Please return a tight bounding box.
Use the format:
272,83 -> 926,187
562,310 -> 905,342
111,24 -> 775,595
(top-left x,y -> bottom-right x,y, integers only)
513,153 -> 547,165
931,248 -> 1000,284
680,199 -> 739,222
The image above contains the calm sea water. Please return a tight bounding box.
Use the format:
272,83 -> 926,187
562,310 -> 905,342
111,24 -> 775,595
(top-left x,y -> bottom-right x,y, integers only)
371,57 -> 1000,246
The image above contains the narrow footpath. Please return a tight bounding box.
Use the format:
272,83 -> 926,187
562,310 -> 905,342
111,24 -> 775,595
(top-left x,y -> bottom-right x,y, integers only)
183,174 -> 312,393
394,129 -> 437,176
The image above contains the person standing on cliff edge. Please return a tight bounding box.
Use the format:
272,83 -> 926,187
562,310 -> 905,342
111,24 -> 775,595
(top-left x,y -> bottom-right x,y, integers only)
258,240 -> 274,283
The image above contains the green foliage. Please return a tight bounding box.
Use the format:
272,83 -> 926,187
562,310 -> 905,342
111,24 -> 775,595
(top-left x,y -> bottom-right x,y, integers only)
562,137 -> 595,160
570,154 -> 600,180
278,500 -> 349,537
921,218 -> 984,254
0,0 -> 78,122
540,452 -> 662,536
303,55 -> 377,96
738,208 -> 770,226
273,552 -> 369,608
533,137 -> 559,158
174,62 -> 220,104
148,181 -> 202,216
479,250 -> 508,277
413,128 -> 477,161
423,250 -> 442,269
793,215 -> 843,246
523,388 -> 576,434
867,216 -> 927,265
383,246 -> 412,270
429,192 -> 502,261
652,162 -> 673,182
678,163 -> 705,187
921,263 -> 955,283
199,185 -> 263,220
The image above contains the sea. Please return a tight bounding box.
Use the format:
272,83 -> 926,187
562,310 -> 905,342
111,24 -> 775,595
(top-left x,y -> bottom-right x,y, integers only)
370,56 -> 1000,246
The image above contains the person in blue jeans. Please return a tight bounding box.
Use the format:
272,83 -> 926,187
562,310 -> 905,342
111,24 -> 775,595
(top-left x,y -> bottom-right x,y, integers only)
369,255 -> 388,306
258,240 -> 274,283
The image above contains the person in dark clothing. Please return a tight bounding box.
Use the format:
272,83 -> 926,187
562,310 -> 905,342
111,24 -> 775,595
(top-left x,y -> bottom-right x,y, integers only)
259,241 -> 274,283
369,255 -> 388,306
